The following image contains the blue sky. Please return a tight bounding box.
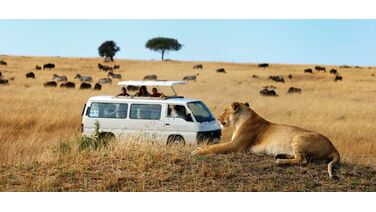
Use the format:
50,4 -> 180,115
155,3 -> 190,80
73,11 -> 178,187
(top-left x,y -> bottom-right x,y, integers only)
0,20 -> 375,65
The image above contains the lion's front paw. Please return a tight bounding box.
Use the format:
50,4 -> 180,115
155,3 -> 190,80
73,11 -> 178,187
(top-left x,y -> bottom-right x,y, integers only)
275,159 -> 282,165
191,147 -> 205,156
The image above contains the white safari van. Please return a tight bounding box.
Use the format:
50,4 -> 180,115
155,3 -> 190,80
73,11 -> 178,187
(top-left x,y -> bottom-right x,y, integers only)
81,81 -> 221,145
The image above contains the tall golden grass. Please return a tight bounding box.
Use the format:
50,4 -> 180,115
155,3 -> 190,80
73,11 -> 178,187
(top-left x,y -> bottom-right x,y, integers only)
0,55 -> 376,167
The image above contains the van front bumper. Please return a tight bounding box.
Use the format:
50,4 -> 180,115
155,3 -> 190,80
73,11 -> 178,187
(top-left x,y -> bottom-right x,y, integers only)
197,129 -> 221,144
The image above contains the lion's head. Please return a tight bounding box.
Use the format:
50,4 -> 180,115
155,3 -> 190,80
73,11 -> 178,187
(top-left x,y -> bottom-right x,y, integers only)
217,102 -> 250,128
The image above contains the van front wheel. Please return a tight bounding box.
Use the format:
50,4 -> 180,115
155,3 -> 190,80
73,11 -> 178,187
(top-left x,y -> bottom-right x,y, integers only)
167,135 -> 185,146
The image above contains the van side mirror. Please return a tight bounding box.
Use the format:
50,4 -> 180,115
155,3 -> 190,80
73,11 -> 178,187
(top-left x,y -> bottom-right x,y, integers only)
86,107 -> 91,116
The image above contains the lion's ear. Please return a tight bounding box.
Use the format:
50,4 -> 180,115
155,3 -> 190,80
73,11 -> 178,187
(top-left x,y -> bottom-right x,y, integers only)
245,102 -> 250,107
231,102 -> 241,111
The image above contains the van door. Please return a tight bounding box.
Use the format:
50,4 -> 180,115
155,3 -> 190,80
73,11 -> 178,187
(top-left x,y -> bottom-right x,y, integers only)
83,102 -> 128,137
126,103 -> 165,143
163,104 -> 198,144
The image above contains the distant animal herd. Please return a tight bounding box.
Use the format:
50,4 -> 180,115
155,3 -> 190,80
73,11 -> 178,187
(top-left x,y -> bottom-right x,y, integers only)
0,59 -> 373,96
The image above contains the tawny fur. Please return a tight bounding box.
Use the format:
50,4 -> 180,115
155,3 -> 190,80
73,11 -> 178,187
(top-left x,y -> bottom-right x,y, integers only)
191,102 -> 340,178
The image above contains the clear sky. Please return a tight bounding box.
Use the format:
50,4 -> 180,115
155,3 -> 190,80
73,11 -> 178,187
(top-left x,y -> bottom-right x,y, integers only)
0,20 -> 375,66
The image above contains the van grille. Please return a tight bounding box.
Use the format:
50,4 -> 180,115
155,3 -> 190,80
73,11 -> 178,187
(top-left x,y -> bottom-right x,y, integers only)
197,130 -> 221,144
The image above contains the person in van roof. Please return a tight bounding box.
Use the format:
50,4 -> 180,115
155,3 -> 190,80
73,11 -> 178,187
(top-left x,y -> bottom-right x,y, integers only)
151,87 -> 165,98
135,86 -> 151,97
116,87 -> 130,97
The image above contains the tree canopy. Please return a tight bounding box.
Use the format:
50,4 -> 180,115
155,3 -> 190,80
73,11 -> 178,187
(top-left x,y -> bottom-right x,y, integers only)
98,41 -> 120,62
145,37 -> 182,60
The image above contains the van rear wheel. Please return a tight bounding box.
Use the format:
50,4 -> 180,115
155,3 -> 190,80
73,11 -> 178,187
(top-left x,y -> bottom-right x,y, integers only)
167,135 -> 185,146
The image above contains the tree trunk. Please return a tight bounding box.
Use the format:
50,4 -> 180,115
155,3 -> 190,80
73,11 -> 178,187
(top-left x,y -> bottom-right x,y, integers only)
161,50 -> 165,61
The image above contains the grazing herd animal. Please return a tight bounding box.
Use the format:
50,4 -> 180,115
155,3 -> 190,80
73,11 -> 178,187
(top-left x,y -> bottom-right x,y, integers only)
43,63 -> 55,70
93,83 -> 102,90
258,63 -> 269,68
335,75 -> 343,81
80,82 -> 92,89
0,71 -> 2,78
269,75 -> 285,83
43,81 -> 57,87
75,74 -> 93,82
108,71 -> 122,79
193,64 -> 203,69
26,72 -> 35,79
183,74 -> 198,81
0,60 -> 7,66
60,81 -> 75,88
35,65 -> 42,70
216,68 -> 226,73
113,65 -> 120,69
288,87 -> 302,94
52,74 -> 68,82
0,79 -> 9,85
260,88 -> 278,96
98,78 -> 112,84
98,63 -> 113,71
330,69 -> 337,74
315,66 -> 326,72
143,75 -> 158,81
252,74 -> 259,78
287,74 -> 293,79
304,68 -> 313,73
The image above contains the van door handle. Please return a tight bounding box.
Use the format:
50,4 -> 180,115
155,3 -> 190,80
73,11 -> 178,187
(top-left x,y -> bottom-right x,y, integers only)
165,123 -> 170,126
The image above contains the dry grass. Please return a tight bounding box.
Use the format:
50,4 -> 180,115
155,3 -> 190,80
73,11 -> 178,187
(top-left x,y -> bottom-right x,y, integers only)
0,55 -> 376,191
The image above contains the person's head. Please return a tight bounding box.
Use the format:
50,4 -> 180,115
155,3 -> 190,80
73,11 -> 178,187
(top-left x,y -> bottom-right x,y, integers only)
152,87 -> 158,95
139,86 -> 147,94
121,87 -> 127,93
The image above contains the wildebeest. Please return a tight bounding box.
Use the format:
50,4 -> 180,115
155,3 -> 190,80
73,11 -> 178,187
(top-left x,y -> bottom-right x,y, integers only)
93,83 -> 102,90
258,63 -> 269,68
52,74 -> 68,82
335,75 -> 343,81
304,68 -> 313,73
340,65 -> 351,68
143,75 -> 158,81
60,82 -> 75,88
127,85 -> 139,92
43,63 -> 55,70
113,65 -> 120,69
260,88 -> 278,96
80,82 -> 92,89
315,66 -> 326,72
98,78 -> 112,84
75,74 -> 93,82
329,69 -> 337,74
0,60 -> 7,66
216,68 -> 226,73
0,71 -> 2,78
288,74 -> 293,79
269,75 -> 285,83
108,71 -> 122,79
252,75 -> 259,78
26,72 -> 35,79
98,63 -> 113,71
35,65 -> 42,70
288,87 -> 302,94
43,81 -> 57,87
193,64 -> 203,69
183,74 -> 198,81
0,79 -> 9,85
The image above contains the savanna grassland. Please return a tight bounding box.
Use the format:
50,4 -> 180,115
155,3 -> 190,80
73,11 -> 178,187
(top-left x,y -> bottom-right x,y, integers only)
0,55 -> 376,191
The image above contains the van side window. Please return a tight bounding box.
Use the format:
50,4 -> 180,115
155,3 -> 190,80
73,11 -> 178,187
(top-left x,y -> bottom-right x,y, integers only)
89,103 -> 128,119
167,104 -> 193,122
130,104 -> 161,120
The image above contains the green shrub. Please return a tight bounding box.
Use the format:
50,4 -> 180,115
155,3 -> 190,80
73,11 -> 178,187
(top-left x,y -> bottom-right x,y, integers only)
79,121 -> 114,151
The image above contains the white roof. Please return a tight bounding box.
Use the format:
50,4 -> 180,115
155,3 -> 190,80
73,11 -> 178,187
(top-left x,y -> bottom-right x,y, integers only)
88,95 -> 198,104
118,80 -> 187,87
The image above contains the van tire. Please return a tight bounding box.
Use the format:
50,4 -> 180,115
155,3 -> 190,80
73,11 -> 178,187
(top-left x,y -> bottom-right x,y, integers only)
167,135 -> 185,146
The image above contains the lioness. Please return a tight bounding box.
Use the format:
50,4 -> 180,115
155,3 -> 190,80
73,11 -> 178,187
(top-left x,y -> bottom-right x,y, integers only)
191,102 -> 340,179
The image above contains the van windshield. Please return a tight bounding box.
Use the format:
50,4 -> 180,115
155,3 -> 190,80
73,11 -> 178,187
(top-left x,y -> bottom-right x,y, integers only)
187,101 -> 215,123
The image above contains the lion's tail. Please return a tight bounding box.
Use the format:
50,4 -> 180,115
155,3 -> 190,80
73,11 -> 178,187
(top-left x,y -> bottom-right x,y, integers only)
328,150 -> 340,179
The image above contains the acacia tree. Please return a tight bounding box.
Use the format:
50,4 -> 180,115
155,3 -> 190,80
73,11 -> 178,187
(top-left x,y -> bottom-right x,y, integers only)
98,41 -> 120,62
145,37 -> 182,61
